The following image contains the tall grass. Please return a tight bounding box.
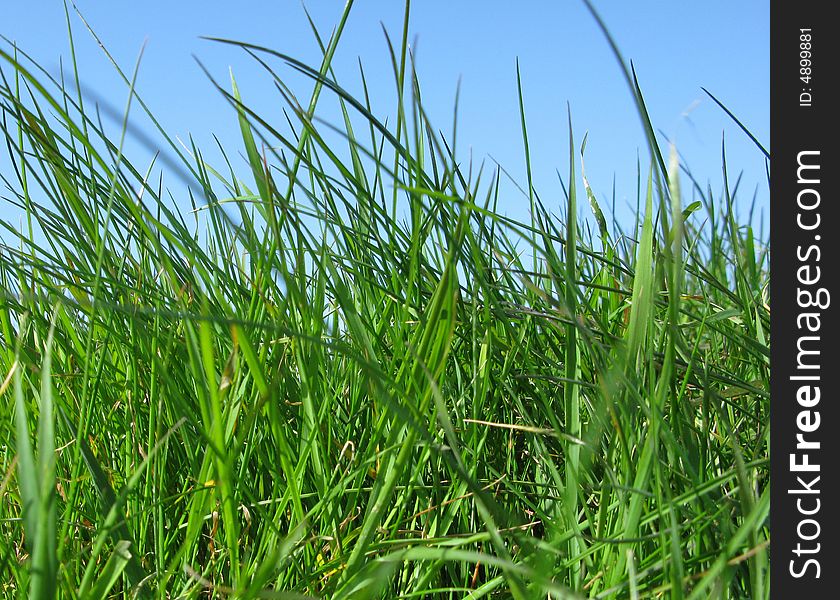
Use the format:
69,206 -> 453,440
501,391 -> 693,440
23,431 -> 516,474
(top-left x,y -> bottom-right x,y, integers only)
0,2 -> 769,598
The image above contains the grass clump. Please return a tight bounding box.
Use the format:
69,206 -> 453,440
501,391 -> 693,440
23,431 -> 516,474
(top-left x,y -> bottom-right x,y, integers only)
0,3 -> 769,598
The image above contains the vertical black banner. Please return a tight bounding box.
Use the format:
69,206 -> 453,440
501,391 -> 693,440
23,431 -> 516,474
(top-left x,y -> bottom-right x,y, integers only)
772,1 -> 837,595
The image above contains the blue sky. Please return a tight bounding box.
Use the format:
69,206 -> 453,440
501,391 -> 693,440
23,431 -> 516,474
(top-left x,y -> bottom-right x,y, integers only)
1,1 -> 768,230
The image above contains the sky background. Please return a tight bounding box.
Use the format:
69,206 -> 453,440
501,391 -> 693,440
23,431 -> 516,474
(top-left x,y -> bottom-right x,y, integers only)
1,1 -> 769,232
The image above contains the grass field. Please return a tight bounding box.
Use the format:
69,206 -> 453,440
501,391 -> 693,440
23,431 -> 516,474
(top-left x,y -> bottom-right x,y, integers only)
0,3 -> 770,598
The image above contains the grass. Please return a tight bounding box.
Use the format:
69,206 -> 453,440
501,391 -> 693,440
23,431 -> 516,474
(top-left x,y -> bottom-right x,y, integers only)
0,2 -> 769,598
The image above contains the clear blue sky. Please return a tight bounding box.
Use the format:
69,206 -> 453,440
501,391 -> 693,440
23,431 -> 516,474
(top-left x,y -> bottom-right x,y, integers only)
1,1 -> 768,230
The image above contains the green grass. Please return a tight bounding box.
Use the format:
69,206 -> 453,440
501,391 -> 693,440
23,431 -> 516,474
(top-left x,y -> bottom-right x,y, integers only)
0,3 -> 769,598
